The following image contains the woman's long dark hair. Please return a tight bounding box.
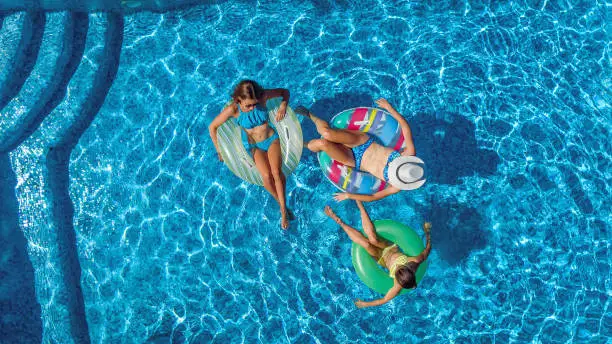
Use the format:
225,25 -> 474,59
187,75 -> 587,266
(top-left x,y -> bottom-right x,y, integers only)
232,80 -> 264,102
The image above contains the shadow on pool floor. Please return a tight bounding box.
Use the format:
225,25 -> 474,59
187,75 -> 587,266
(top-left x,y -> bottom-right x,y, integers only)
411,112 -> 500,185
421,199 -> 489,265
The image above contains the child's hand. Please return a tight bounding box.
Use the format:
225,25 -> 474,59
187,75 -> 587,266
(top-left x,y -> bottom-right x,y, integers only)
375,98 -> 392,111
354,299 -> 367,308
217,152 -> 224,162
423,222 -> 432,233
333,192 -> 350,202
323,205 -> 334,218
275,102 -> 287,121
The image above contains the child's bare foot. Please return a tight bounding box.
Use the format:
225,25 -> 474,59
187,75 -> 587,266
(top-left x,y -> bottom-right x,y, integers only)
324,205 -> 342,224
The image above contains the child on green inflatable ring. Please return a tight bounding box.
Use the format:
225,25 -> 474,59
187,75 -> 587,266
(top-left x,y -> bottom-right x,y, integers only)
325,200 -> 432,308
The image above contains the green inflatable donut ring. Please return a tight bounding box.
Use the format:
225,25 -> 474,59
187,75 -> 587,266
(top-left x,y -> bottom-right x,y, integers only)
351,219 -> 428,295
216,97 -> 303,185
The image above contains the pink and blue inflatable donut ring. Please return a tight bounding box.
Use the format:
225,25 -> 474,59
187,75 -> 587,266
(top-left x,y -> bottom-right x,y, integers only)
317,107 -> 406,195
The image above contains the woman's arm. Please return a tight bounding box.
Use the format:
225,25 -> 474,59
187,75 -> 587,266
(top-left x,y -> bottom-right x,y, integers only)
355,281 -> 402,308
208,104 -> 236,161
334,187 -> 400,203
414,222 -> 432,263
375,98 -> 415,156
263,88 -> 290,121
263,88 -> 290,103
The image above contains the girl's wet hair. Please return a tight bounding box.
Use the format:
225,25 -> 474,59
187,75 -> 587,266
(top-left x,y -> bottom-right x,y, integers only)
232,80 -> 264,102
396,261 -> 419,289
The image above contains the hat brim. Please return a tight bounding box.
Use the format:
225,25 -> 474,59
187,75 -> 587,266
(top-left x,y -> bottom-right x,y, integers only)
387,155 -> 427,191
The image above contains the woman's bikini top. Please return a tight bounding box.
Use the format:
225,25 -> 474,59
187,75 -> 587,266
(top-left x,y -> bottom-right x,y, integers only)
236,105 -> 268,129
388,254 -> 411,278
377,244 -> 412,278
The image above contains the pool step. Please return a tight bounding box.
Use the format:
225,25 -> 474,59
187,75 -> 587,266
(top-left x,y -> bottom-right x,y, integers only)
0,11 -> 45,110
0,12 -> 25,86
0,12 -> 78,149
0,11 -> 48,343
9,12 -> 123,344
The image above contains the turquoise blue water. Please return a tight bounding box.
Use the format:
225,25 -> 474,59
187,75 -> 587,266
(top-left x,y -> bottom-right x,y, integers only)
1,1 -> 610,343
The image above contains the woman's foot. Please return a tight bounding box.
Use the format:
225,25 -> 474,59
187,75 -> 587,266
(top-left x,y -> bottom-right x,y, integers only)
294,105 -> 312,119
324,205 -> 343,225
281,210 -> 290,230
295,106 -> 330,135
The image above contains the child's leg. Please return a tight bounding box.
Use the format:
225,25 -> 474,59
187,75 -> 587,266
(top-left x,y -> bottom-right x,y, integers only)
324,206 -> 381,258
356,200 -> 392,249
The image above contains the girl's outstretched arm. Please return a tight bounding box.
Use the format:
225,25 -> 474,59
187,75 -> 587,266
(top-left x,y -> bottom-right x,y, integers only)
263,88 -> 290,102
208,104 -> 235,161
355,281 -> 402,308
415,222 -> 432,263
375,98 -> 415,156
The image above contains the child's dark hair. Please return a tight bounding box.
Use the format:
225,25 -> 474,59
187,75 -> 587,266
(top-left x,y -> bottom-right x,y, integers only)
395,261 -> 419,289
232,80 -> 264,102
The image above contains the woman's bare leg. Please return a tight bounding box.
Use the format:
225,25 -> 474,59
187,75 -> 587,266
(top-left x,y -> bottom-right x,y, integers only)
294,106 -> 331,134
324,206 -> 380,258
253,149 -> 278,202
295,106 -> 368,146
355,200 -> 390,249
306,138 -> 356,166
267,140 -> 289,229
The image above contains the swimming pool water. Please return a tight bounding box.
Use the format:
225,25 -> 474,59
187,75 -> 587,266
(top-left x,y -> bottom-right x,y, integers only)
1,1 -> 610,343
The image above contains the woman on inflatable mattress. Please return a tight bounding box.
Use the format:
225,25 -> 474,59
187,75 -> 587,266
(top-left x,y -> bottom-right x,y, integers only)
209,80 -> 293,229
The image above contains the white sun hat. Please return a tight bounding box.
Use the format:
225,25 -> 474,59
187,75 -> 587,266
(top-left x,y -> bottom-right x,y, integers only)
387,155 -> 427,190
